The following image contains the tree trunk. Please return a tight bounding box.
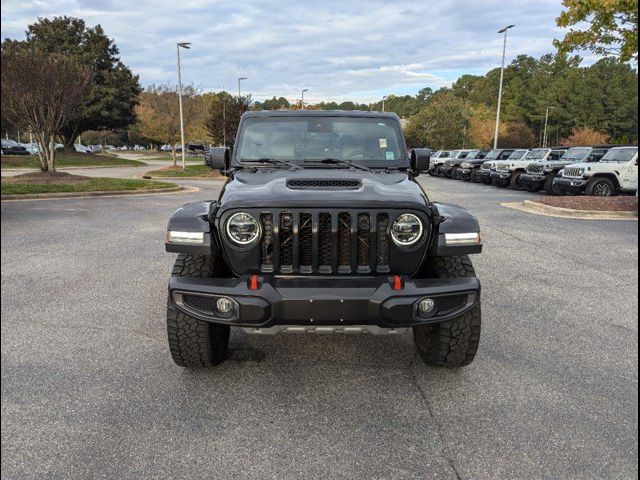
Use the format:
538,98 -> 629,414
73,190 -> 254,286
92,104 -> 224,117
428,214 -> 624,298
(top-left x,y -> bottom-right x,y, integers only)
47,136 -> 56,172
61,126 -> 79,153
33,132 -> 49,172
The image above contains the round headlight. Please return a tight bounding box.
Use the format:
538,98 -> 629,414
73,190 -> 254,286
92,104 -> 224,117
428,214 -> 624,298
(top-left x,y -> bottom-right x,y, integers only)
391,213 -> 423,247
226,212 -> 260,246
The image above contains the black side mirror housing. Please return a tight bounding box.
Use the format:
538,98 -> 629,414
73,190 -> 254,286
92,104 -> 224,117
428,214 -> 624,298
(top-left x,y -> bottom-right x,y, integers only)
205,147 -> 230,173
411,148 -> 431,175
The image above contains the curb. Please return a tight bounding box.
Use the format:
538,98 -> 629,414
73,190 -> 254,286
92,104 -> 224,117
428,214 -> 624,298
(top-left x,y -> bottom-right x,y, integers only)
501,200 -> 638,221
0,185 -> 196,201
1,163 -> 147,172
141,175 -> 224,180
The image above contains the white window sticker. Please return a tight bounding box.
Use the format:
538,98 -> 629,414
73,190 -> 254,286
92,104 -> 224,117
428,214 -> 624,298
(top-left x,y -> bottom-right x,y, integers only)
379,138 -> 387,148
385,151 -> 395,160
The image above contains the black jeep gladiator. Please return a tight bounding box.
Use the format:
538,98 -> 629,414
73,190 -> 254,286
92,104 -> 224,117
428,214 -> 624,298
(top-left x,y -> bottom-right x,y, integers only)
165,110 -> 483,368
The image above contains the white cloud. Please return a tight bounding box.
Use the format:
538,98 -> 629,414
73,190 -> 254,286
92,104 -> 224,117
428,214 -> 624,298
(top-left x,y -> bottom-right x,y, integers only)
1,0 -> 568,101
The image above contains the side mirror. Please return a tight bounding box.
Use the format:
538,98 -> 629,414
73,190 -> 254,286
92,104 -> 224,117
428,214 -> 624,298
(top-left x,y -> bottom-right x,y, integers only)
411,148 -> 431,175
205,147 -> 230,173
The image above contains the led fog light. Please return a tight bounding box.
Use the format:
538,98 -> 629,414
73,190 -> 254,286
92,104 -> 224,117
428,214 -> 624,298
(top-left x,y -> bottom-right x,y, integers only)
215,297 -> 235,316
417,298 -> 436,316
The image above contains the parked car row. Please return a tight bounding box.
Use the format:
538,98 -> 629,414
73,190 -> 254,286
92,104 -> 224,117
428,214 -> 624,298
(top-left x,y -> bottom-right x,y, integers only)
428,145 -> 638,196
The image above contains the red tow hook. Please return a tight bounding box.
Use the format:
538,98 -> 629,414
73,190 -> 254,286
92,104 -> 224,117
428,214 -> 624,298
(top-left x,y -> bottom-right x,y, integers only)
249,275 -> 260,290
392,275 -> 403,290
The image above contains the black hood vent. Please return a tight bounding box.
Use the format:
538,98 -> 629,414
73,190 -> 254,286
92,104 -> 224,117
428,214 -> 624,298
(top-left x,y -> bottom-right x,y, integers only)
286,179 -> 362,190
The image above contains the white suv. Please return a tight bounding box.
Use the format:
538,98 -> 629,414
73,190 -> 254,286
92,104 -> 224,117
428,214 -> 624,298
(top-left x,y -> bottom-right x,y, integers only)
489,149 -> 531,188
554,146 -> 638,196
427,150 -> 451,175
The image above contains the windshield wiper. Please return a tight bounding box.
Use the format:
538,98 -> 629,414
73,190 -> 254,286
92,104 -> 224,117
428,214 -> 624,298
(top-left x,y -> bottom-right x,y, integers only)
242,158 -> 301,170
303,158 -> 371,172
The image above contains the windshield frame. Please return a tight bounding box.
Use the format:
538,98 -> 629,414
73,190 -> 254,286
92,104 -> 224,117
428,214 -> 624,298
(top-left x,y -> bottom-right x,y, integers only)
232,113 -> 409,169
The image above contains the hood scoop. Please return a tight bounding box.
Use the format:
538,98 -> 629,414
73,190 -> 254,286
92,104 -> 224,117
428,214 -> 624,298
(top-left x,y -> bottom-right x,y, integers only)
286,179 -> 362,190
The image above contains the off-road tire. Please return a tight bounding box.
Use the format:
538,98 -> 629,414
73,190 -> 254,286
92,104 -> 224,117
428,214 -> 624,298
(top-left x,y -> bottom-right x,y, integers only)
585,177 -> 616,196
470,170 -> 481,183
510,171 -> 524,189
544,173 -> 560,195
413,255 -> 481,368
167,254 -> 230,367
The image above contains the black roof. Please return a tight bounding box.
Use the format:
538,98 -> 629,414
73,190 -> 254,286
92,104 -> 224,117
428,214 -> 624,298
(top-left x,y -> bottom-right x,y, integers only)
242,109 -> 400,120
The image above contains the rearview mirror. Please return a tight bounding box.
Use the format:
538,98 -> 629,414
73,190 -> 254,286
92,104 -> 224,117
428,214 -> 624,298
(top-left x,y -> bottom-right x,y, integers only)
411,148 -> 431,175
205,147 -> 230,173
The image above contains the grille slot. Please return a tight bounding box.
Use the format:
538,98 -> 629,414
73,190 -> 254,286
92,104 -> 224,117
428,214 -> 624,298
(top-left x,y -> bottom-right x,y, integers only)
318,213 -> 332,272
299,213 -> 313,272
260,213 -> 274,272
279,213 -> 294,272
256,210 -> 401,275
287,179 -> 362,190
357,214 -> 371,273
338,213 -> 351,272
563,167 -> 583,178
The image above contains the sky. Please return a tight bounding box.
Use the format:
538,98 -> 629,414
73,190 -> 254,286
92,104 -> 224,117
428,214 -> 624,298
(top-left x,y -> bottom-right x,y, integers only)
1,0 -> 572,103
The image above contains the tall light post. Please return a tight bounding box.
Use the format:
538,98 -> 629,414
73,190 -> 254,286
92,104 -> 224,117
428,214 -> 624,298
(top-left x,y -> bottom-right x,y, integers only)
382,95 -> 388,112
238,77 -> 247,98
542,106 -> 556,148
301,89 -> 309,109
493,24 -> 515,149
176,42 -> 191,170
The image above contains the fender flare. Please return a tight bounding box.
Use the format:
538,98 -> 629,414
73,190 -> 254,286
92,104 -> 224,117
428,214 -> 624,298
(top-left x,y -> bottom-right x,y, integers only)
428,202 -> 482,256
588,172 -> 621,189
165,201 -> 219,256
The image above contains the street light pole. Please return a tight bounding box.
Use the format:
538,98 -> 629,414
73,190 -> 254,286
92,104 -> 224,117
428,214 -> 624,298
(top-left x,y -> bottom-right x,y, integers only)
382,95 -> 388,112
542,106 -> 556,148
238,77 -> 247,98
176,42 -> 191,170
301,89 -> 309,109
493,24 -> 515,149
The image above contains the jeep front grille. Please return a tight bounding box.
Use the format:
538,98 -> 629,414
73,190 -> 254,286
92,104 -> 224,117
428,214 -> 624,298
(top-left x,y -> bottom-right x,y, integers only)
563,167 -> 583,178
258,210 -> 391,274
481,162 -> 493,170
526,163 -> 545,174
495,162 -> 509,171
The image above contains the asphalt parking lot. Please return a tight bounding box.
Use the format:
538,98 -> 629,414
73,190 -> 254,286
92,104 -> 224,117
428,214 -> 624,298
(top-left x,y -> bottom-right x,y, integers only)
1,175 -> 637,479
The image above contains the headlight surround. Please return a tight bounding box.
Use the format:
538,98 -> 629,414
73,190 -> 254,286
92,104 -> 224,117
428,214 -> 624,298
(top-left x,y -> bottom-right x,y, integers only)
460,162 -> 470,169
391,213 -> 423,247
226,212 -> 261,246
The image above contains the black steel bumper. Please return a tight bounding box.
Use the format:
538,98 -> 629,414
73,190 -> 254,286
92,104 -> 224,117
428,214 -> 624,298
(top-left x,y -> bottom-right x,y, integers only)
456,168 -> 474,180
476,169 -> 493,183
438,166 -> 454,177
520,173 -> 546,188
169,275 -> 480,328
553,177 -> 587,195
490,171 -> 511,185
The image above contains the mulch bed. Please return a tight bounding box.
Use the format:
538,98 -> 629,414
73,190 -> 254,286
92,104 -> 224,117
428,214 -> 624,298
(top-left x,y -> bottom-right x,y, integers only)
2,171 -> 91,185
533,196 -> 638,212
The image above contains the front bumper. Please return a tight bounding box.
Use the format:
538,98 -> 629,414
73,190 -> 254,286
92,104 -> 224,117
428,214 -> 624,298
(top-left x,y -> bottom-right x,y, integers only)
520,173 -> 546,188
476,169 -> 493,183
553,177 -> 587,195
169,275 -> 480,328
456,168 -> 474,180
490,171 -> 512,185
438,166 -> 455,177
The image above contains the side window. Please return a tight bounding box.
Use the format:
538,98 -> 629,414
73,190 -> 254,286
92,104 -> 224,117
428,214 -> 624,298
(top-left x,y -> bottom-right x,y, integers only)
549,152 -> 561,160
589,150 -> 605,162
499,151 -> 511,159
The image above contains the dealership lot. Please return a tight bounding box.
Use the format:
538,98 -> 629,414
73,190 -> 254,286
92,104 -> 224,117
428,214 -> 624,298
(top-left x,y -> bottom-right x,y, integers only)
1,177 -> 637,479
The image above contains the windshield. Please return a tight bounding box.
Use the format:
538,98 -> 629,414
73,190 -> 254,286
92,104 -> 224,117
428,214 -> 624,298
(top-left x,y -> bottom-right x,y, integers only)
508,149 -> 529,160
484,149 -> 501,160
600,147 -> 638,162
562,148 -> 591,160
236,116 -> 404,165
465,150 -> 481,159
525,149 -> 550,160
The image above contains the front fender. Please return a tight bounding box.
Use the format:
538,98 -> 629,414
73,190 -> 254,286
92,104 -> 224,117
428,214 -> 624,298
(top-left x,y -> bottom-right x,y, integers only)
165,201 -> 219,256
429,202 -> 482,256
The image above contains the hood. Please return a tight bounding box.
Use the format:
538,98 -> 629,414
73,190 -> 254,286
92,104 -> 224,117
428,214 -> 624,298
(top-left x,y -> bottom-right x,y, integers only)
217,168 -> 429,212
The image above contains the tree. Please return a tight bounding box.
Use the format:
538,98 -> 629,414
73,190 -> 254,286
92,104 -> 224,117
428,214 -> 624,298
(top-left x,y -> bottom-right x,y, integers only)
561,127 -> 609,146
1,47 -> 93,171
254,96 -> 291,110
18,16 -> 141,150
204,93 -> 252,147
404,92 -> 470,149
554,0 -> 638,62
136,84 -> 206,165
499,122 -> 537,148
468,104 -> 498,148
